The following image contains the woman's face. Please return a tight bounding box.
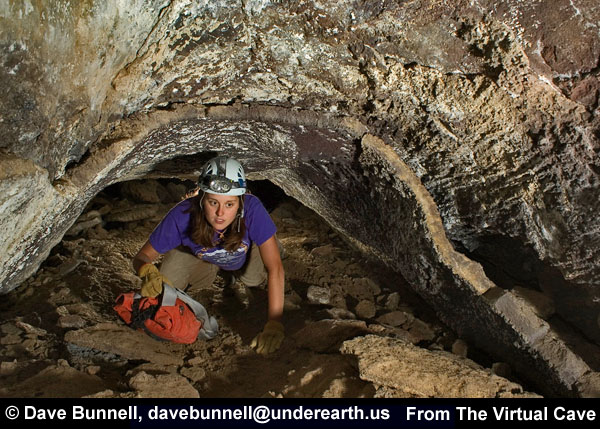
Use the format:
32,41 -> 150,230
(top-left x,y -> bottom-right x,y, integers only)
203,193 -> 240,230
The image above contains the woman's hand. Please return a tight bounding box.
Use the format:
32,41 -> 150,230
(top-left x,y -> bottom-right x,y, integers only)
133,241 -> 166,297
138,263 -> 170,297
252,235 -> 285,354
251,320 -> 284,354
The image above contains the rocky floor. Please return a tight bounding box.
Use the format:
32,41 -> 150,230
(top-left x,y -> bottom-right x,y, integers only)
0,179 -> 540,398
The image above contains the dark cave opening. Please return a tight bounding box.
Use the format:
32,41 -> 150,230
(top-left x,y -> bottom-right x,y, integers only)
457,235 -> 542,291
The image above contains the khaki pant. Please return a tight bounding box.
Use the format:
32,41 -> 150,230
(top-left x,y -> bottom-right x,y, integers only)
159,243 -> 267,294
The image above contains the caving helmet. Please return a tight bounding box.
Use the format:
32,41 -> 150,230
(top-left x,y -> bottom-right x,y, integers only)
198,156 -> 247,196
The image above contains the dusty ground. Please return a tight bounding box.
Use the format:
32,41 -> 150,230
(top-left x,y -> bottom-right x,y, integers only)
0,179 -> 539,398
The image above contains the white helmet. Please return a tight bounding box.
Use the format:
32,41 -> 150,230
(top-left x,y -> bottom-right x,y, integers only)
198,156 -> 247,196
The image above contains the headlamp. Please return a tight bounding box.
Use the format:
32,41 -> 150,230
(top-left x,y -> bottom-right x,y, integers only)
202,175 -> 243,193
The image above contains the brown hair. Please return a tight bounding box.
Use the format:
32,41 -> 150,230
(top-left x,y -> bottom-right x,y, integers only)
184,190 -> 246,252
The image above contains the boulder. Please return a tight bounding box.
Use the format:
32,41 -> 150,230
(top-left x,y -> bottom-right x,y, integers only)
128,371 -> 199,398
341,335 -> 539,398
64,323 -> 183,366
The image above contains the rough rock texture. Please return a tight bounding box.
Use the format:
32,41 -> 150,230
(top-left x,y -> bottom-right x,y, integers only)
1,0 -> 600,396
0,364 -> 109,398
341,335 -> 539,398
128,371 -> 200,398
64,323 -> 184,366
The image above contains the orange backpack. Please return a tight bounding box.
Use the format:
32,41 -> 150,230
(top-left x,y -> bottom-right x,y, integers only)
114,284 -> 218,344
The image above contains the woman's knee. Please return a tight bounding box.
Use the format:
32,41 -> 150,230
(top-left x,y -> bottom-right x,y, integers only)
159,249 -> 193,290
239,269 -> 267,287
187,262 -> 219,292
160,248 -> 217,291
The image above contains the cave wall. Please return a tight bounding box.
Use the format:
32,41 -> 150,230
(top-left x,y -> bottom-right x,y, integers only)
1,0 -> 600,395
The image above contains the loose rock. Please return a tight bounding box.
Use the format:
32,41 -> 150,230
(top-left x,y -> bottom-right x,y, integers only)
341,335 -> 539,398
385,292 -> 401,311
64,323 -> 183,366
322,307 -> 356,320
355,300 -> 376,319
307,285 -> 331,305
180,366 -> 207,383
408,319 -> 436,344
128,371 -> 199,398
376,311 -> 409,327
452,339 -> 469,358
15,321 -> 47,337
58,314 -> 87,329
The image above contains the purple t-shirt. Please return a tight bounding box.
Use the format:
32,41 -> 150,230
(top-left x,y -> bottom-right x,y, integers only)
149,194 -> 276,271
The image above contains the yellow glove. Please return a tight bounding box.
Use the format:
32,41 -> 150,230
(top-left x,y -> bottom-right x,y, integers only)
251,320 -> 284,354
138,263 -> 170,298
